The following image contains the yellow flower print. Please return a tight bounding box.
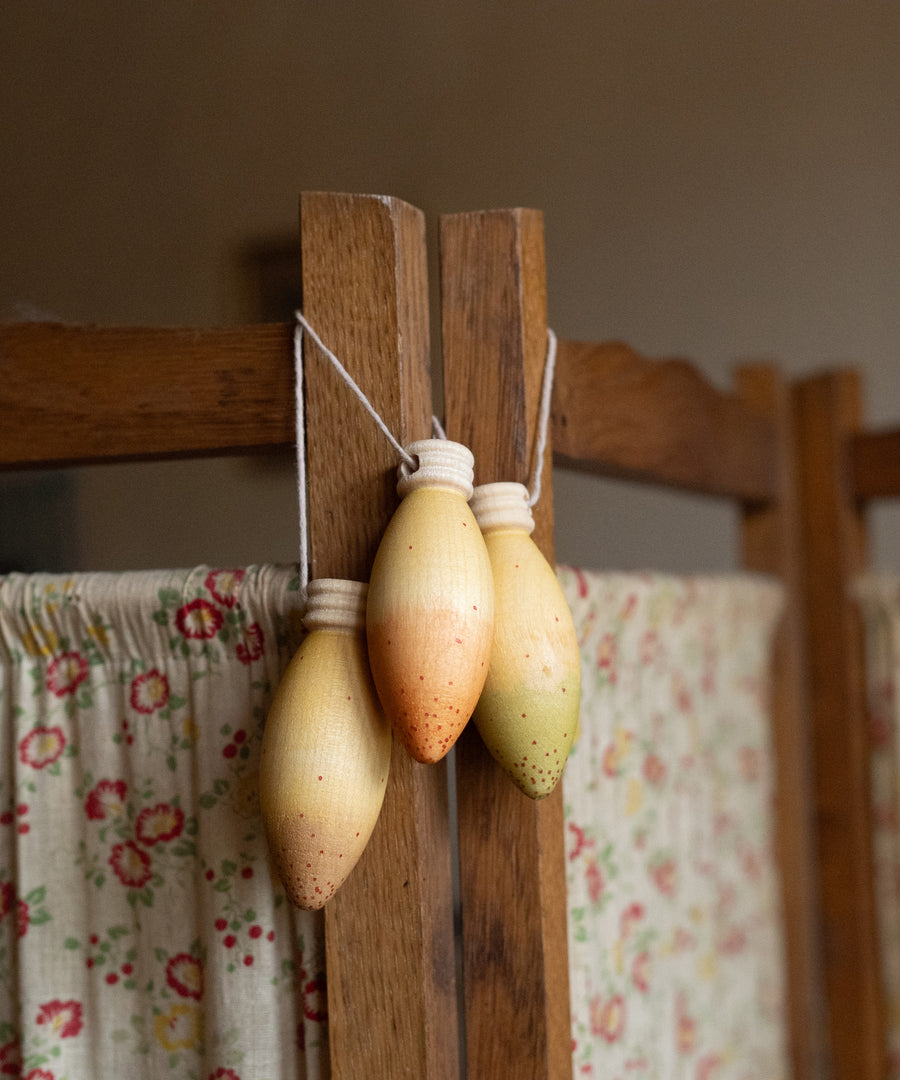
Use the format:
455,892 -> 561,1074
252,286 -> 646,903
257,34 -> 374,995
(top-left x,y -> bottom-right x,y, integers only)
182,716 -> 200,744
21,625 -> 59,658
625,777 -> 643,817
154,1002 -> 202,1052
87,623 -> 110,648
698,950 -> 718,982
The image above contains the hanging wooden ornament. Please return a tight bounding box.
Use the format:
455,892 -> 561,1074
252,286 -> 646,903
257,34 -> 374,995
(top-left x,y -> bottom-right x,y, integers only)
468,481 -> 581,798
259,579 -> 391,910
366,438 -> 494,764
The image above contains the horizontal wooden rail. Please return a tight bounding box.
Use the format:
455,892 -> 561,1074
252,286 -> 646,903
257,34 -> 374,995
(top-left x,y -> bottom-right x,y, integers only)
0,321 -> 296,468
551,339 -> 778,503
852,427 -> 900,500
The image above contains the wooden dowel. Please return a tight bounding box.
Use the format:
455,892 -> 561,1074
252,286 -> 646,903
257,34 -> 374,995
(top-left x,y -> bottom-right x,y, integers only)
441,207 -> 571,1080
300,191 -> 459,1080
0,322 -> 295,468
793,370 -> 885,1080
737,363 -> 826,1080
853,427 -> 900,501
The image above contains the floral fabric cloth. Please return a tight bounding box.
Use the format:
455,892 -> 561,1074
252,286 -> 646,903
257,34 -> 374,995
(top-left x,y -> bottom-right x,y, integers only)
0,567 -> 328,1080
559,569 -> 788,1080
856,574 -> 900,1077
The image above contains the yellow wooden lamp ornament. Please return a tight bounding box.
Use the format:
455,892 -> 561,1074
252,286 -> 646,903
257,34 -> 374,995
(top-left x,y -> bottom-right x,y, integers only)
469,481 -> 581,798
260,579 -> 391,910
367,439 -> 494,763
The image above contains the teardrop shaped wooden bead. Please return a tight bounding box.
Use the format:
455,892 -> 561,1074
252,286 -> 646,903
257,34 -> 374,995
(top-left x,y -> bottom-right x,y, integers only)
469,482 -> 581,799
260,579 -> 391,910
367,439 -> 494,764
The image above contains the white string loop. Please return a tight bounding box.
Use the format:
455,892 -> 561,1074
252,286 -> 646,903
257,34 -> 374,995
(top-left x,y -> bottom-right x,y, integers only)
295,311 -> 418,471
293,321 -> 309,597
527,327 -> 557,508
293,313 -> 558,590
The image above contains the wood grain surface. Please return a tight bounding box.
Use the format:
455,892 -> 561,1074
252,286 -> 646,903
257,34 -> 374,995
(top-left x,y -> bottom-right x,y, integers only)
441,207 -> 572,1080
793,370 -> 885,1080
737,364 -> 826,1080
300,191 -> 459,1080
0,321 -> 296,467
853,427 -> 900,500
551,339 -> 778,502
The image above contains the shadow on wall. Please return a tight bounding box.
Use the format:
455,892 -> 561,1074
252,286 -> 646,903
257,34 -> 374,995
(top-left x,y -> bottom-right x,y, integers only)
0,472 -> 77,574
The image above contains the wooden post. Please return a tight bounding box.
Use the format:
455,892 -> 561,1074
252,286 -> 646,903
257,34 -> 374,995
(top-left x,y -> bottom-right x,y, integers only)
737,365 -> 826,1080
440,208 -> 572,1080
300,191 -> 459,1079
792,370 -> 884,1080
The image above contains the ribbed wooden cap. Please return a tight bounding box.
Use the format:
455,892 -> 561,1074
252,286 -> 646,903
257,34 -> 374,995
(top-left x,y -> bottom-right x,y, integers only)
397,439 -> 474,499
303,578 -> 368,632
469,481 -> 535,535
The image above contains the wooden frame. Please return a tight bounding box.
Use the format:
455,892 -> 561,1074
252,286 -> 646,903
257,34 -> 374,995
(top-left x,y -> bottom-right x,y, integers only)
551,342 -> 822,1080
1,190 -> 822,1079
793,371 -> 888,1080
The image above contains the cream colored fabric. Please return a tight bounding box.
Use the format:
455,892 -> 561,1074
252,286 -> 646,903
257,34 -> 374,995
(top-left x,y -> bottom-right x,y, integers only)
559,569 -> 788,1079
0,567 -> 328,1079
856,574 -> 900,1076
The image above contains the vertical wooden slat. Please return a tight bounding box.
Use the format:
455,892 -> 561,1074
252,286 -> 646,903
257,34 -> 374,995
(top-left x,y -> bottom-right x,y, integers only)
440,208 -> 571,1080
737,365 -> 826,1080
792,370 -> 884,1080
300,191 -> 459,1079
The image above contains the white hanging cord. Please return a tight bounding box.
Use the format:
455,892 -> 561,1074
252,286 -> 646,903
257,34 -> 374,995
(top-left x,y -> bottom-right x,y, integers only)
295,311 -> 418,471
527,327 -> 557,508
293,320 -> 309,598
431,414 -> 447,440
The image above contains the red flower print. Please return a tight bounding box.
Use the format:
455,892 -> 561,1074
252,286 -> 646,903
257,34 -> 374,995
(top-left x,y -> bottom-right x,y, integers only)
16,899 -> 28,938
676,998 -> 696,1054
718,925 -> 747,954
129,669 -> 170,714
738,745 -> 762,782
871,712 -> 893,748
0,1038 -> 21,1076
36,999 -> 83,1038
589,994 -> 625,1043
642,752 -> 667,786
175,599 -> 223,640
585,859 -> 604,904
46,651 -> 88,697
596,632 -> 617,676
136,803 -> 184,846
302,976 -> 327,1022
85,779 -> 127,820
205,568 -> 245,608
631,950 -> 651,993
639,628 -> 658,665
0,882 -> 14,920
649,855 -> 677,897
209,1069 -> 241,1080
19,726 -> 66,769
166,953 -> 203,1000
619,902 -> 645,938
109,840 -> 152,888
25,1070 -> 55,1080
235,622 -> 264,665
567,822 -> 593,862
601,744 -> 621,778
695,1054 -> 723,1080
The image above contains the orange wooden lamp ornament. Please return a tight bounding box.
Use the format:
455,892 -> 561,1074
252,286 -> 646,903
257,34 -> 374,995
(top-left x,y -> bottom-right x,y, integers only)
469,481 -> 581,798
259,578 -> 391,910
366,439 -> 494,763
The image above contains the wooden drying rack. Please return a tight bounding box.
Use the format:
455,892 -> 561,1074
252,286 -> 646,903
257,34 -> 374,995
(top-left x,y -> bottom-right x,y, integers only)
1,191 -> 822,1079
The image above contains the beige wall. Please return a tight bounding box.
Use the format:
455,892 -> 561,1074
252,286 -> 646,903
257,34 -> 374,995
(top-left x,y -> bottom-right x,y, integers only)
3,2 -> 900,572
